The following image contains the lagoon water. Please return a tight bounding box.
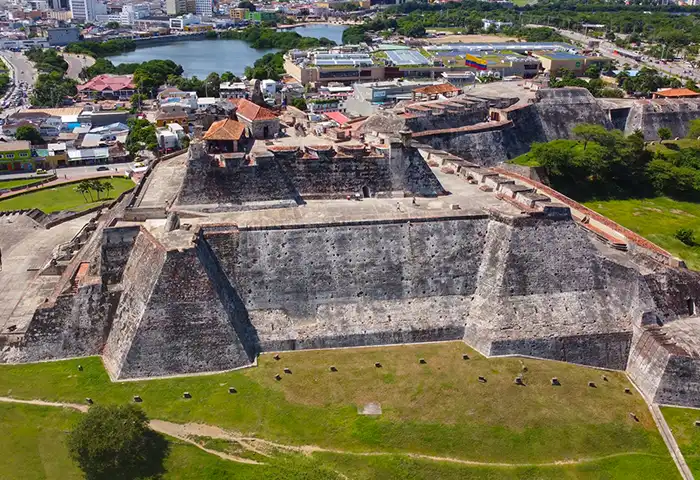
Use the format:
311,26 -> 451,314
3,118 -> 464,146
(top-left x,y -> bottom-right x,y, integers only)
108,24 -> 347,78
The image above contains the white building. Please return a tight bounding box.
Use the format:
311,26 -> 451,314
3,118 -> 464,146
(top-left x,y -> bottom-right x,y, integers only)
169,13 -> 200,30
219,81 -> 247,99
70,0 -> 105,22
156,123 -> 186,150
194,0 -> 212,17
482,19 -> 513,31
120,4 -> 150,25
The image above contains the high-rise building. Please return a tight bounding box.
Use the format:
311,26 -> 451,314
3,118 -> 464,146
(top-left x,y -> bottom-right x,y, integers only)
69,0 -> 104,22
194,0 -> 212,17
166,0 -> 186,15
186,0 -> 196,13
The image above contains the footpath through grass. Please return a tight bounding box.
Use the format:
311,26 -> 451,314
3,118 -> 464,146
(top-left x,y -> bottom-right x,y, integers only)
583,197 -> 700,270
0,177 -> 134,213
0,342 -> 673,471
0,401 -> 680,480
662,406 -> 700,477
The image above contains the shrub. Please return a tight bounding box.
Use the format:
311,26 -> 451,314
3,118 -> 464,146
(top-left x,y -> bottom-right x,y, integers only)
674,227 -> 696,246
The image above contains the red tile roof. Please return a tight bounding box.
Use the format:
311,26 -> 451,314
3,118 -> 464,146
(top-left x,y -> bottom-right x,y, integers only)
325,111 -> 350,125
233,98 -> 278,121
77,74 -> 136,93
654,88 -> 700,98
203,118 -> 245,141
413,83 -> 461,95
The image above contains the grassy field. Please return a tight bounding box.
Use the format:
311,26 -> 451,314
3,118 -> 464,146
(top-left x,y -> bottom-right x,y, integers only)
0,177 -> 134,213
0,342 -> 676,478
662,406 -> 700,477
0,178 -> 43,189
0,402 -> 680,480
583,197 -> 700,269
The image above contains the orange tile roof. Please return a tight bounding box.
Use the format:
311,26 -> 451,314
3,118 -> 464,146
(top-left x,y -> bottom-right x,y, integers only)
413,83 -> 461,95
234,98 -> 278,121
654,88 -> 700,98
203,118 -> 246,141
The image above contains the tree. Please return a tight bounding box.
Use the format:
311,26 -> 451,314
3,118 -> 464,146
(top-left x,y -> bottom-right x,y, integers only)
220,71 -> 240,83
290,97 -> 307,111
77,180 -> 94,202
238,0 -> 256,10
101,180 -> 114,199
76,181 -> 90,202
68,404 -> 168,480
658,127 -> 673,141
130,93 -> 146,112
688,119 -> 700,139
675,227 -> 696,246
573,124 -> 609,151
105,21 -> 120,29
15,125 -> 44,145
89,179 -> 105,200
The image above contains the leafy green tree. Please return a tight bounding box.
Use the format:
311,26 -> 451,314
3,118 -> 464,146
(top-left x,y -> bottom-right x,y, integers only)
105,21 -> 120,29
658,127 -> 673,141
290,97 -> 307,111
68,404 -> 168,480
130,93 -> 146,112
573,124 -> 608,151
688,119 -> 700,139
221,71 -> 240,83
15,125 -> 44,145
126,118 -> 158,154
675,227 -> 696,246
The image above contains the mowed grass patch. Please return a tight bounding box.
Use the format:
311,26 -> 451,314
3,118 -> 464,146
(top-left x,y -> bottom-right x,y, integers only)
0,178 -> 43,189
318,451 -> 680,479
0,342 -> 669,464
0,403 -> 83,480
583,197 -> 700,270
0,177 -> 134,213
662,406 -> 700,476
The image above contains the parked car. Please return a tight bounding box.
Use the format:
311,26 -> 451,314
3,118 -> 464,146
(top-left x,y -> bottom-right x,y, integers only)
96,166 -> 109,171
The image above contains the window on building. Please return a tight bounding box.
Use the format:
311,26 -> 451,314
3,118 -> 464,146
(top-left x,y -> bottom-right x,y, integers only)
19,152 -> 28,157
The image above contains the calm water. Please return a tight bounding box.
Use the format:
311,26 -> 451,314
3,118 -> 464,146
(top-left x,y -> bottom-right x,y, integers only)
108,24 -> 347,78
288,24 -> 347,45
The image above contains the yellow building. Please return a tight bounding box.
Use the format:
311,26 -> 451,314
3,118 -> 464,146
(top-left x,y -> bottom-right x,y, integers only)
230,7 -> 248,20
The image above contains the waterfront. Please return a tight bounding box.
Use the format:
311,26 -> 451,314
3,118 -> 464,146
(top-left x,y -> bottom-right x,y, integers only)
108,24 -> 347,78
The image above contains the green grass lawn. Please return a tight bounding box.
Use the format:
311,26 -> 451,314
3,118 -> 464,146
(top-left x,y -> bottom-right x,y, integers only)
0,177 -> 135,213
1,402 -> 679,480
0,342 -> 675,477
583,197 -> 700,269
0,178 -> 44,190
661,406 -> 700,477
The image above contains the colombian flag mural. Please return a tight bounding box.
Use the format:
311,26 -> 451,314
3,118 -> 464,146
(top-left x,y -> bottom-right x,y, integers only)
465,53 -> 488,71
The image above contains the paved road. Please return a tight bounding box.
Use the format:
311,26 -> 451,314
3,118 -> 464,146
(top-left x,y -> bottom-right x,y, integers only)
0,162 -> 132,182
528,25 -> 700,82
63,53 -> 95,81
1,51 -> 36,87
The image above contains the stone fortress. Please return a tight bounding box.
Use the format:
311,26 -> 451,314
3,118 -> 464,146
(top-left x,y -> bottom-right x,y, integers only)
3,87 -> 700,409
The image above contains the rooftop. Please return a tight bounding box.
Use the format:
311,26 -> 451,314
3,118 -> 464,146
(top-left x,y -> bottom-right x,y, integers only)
203,118 -> 246,141
654,88 -> 700,98
0,140 -> 31,152
77,74 -> 136,93
232,98 -> 278,121
413,83 -> 461,96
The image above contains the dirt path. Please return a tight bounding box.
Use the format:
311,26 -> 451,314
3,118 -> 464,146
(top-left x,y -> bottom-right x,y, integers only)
0,396 -> 672,471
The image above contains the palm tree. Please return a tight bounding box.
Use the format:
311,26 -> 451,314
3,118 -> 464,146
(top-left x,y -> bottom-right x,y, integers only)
101,180 -> 114,199
78,180 -> 93,202
89,180 -> 104,200
76,181 -> 90,203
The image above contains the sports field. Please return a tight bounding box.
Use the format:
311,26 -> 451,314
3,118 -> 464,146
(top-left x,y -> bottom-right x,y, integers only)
0,342 -> 679,478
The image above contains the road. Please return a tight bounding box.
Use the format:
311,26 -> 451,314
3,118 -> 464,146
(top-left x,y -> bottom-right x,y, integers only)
0,162 -> 132,182
528,25 -> 700,82
63,53 -> 95,81
0,51 -> 37,87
